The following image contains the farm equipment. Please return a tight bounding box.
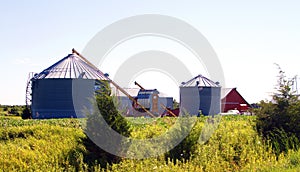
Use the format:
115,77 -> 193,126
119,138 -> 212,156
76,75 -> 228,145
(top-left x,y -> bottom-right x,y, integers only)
134,81 -> 145,90
132,81 -> 178,117
71,49 -> 159,117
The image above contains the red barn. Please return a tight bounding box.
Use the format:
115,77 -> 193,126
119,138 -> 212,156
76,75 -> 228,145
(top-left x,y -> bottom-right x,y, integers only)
221,88 -> 251,113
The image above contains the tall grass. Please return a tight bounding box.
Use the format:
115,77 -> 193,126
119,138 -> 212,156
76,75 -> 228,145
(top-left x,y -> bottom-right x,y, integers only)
0,117 -> 86,171
0,116 -> 300,171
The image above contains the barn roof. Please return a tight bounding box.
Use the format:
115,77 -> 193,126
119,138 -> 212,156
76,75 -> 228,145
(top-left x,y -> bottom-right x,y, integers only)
33,53 -> 107,80
221,88 -> 250,105
221,88 -> 234,99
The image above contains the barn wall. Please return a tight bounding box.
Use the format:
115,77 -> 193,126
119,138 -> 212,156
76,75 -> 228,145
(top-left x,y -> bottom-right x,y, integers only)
221,89 -> 250,112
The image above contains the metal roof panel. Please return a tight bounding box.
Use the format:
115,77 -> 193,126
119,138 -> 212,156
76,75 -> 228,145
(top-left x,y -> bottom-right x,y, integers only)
33,53 -> 107,80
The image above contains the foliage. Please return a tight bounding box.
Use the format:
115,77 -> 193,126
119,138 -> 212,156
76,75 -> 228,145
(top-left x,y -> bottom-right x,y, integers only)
173,99 -> 179,109
21,107 -> 32,119
111,116 -> 299,172
84,80 -> 131,167
256,67 -> 300,155
9,107 -> 20,116
0,105 -> 27,116
164,116 -> 204,163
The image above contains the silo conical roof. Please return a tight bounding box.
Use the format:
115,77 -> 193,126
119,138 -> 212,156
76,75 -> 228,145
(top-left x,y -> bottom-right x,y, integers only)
33,53 -> 107,80
180,74 -> 220,87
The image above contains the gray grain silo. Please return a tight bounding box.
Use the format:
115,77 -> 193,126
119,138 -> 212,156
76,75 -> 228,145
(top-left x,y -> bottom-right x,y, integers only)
180,75 -> 221,116
26,51 -> 107,119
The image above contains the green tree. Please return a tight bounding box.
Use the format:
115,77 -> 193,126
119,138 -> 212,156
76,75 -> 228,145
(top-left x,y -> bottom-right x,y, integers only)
256,66 -> 300,155
84,80 -> 131,167
173,99 -> 179,109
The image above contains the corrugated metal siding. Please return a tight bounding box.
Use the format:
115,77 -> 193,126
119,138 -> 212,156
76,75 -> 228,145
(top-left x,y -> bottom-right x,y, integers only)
199,87 -> 221,116
72,79 -> 96,118
179,86 -> 221,116
158,97 -> 173,114
161,97 -> 173,109
180,86 -> 200,116
31,79 -> 95,119
116,96 -> 133,115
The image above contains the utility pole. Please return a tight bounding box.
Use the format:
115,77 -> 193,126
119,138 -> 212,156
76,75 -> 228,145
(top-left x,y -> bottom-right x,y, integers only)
295,75 -> 298,95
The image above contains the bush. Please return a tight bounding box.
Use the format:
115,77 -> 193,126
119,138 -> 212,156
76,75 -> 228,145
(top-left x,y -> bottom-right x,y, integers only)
22,107 -> 32,119
3,106 -> 8,111
165,116 -> 203,163
9,107 -> 20,116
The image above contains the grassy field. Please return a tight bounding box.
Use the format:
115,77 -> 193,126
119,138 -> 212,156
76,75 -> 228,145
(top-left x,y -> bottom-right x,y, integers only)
1,115 -> 300,171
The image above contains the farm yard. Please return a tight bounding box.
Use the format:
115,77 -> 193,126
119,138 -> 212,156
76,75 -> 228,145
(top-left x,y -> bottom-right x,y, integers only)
0,49 -> 298,172
1,62 -> 300,171
1,115 -> 300,172
1,1 -> 300,171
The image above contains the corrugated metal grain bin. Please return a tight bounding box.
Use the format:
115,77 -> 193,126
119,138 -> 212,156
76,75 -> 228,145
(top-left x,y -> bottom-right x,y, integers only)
28,53 -> 107,119
180,75 -> 221,116
179,86 -> 200,116
31,79 -> 96,118
198,86 -> 221,116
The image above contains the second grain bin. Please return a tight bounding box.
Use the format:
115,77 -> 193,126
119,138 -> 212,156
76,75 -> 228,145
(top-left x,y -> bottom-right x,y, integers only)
180,75 -> 221,116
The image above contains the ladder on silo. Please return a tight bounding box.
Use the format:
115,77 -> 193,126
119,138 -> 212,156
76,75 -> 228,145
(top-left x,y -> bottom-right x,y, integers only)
25,72 -> 34,107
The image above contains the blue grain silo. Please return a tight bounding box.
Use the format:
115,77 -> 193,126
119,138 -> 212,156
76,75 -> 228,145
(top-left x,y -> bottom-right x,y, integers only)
27,51 -> 107,119
180,75 -> 221,116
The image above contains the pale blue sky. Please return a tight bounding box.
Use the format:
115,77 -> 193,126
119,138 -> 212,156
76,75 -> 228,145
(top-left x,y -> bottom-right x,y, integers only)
0,1 -> 299,105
